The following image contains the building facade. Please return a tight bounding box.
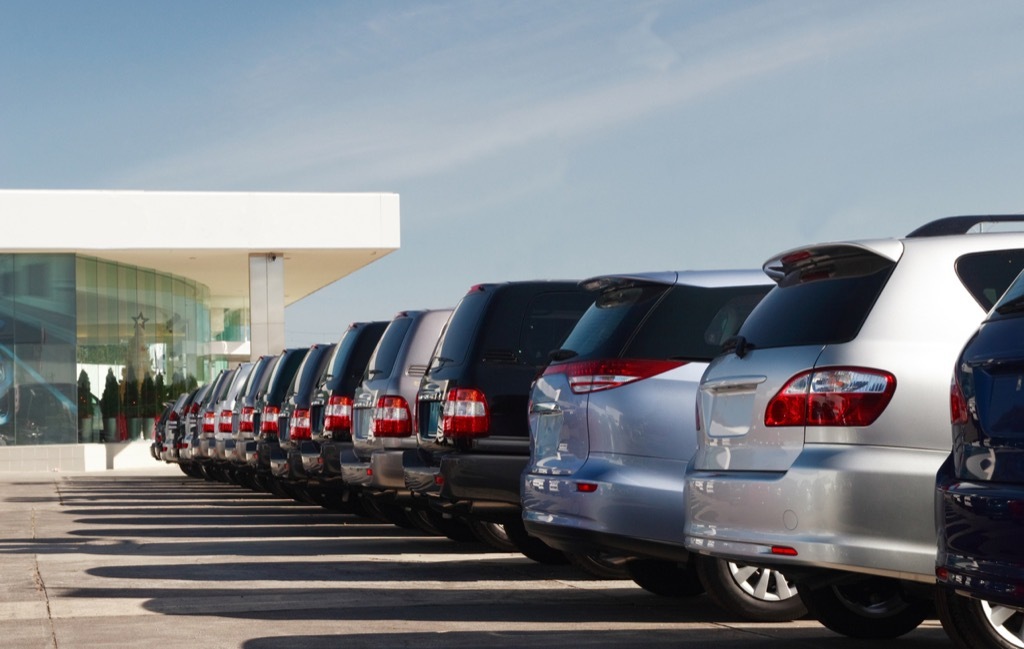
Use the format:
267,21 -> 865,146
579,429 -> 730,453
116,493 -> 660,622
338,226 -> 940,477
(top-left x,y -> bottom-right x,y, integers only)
0,190 -> 400,470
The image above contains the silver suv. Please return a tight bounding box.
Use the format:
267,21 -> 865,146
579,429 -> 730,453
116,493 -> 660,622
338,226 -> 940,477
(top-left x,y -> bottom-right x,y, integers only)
684,216 -> 1024,639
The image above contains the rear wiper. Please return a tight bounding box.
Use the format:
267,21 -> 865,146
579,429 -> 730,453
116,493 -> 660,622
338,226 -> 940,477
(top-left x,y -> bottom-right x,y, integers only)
996,296 -> 1024,315
722,335 -> 754,358
549,348 -> 578,362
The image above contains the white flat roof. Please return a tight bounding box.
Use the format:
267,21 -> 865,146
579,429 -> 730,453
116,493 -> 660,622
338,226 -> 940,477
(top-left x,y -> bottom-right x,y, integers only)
0,190 -> 400,306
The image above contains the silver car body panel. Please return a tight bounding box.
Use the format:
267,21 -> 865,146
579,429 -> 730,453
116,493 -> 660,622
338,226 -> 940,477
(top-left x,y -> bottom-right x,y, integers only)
523,361 -> 707,545
347,309 -> 452,482
521,269 -> 773,552
686,234 -> 1024,582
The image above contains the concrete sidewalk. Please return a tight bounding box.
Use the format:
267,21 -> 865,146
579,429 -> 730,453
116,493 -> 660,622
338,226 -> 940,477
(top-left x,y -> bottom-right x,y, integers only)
0,465 -> 952,648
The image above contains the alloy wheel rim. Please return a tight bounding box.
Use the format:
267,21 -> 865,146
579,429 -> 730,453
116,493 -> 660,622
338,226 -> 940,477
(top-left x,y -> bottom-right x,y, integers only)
981,600 -> 1024,646
727,562 -> 798,602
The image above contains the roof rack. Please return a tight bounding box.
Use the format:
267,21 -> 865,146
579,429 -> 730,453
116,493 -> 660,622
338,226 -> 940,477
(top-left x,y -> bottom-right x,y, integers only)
907,215 -> 1024,238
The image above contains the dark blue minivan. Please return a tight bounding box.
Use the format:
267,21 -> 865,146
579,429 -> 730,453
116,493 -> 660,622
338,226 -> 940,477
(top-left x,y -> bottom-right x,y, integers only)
937,268 -> 1024,649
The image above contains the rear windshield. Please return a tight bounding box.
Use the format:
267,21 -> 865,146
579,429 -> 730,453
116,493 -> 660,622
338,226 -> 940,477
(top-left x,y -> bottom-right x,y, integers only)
514,291 -> 594,366
561,283 -> 770,361
739,265 -> 892,349
366,316 -> 414,379
289,346 -> 331,399
430,291 -> 488,367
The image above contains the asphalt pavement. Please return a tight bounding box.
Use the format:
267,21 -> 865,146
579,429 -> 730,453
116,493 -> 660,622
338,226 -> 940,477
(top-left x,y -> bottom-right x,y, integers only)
0,464 -> 952,649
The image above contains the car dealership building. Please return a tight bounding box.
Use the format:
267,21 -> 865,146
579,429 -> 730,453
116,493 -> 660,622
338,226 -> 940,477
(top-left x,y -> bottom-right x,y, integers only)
0,190 -> 399,471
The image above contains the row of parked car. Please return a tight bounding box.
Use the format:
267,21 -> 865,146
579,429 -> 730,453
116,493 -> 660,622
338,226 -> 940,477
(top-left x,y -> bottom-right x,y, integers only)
152,214 -> 1024,649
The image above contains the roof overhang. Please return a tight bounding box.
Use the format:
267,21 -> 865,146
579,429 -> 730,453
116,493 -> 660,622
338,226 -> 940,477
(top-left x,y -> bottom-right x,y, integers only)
0,189 -> 400,307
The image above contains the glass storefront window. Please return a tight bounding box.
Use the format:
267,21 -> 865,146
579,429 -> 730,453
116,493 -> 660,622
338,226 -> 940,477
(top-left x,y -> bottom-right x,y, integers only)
0,253 -> 249,447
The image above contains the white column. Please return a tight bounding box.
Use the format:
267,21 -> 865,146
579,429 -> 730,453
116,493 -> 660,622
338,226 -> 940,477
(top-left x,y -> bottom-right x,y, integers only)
249,253 -> 285,360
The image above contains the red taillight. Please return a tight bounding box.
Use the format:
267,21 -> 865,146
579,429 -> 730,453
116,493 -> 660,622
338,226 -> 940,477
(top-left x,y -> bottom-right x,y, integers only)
765,368 -> 896,427
218,409 -> 233,433
950,376 -> 969,425
202,411 -> 216,433
441,388 -> 489,438
169,411 -> 180,422
771,546 -> 798,556
372,396 -> 412,437
576,482 -> 598,493
240,406 -> 254,433
324,395 -> 353,433
546,359 -> 685,394
261,405 -> 280,434
289,408 -> 312,440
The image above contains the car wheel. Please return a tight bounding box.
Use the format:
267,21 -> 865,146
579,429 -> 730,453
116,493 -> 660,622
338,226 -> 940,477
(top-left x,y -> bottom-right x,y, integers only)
468,520 -> 518,552
798,576 -> 932,638
936,586 -> 1024,649
358,496 -> 417,529
565,551 -> 632,579
410,509 -> 480,542
502,518 -> 570,565
696,556 -> 806,622
627,559 -> 705,597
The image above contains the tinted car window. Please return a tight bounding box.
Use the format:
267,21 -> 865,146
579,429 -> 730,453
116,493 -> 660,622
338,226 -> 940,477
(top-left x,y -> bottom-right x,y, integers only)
625,285 -> 771,361
561,283 -> 769,362
992,269 -> 1024,319
366,316 -> 414,379
324,323 -> 386,393
740,266 -> 893,349
560,284 -> 669,360
956,249 -> 1024,311
431,291 -> 488,367
519,291 -> 619,366
290,345 -> 332,400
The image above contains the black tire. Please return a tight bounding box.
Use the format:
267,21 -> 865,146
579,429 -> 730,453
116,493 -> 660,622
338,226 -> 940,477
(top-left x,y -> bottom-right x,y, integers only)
502,518 -> 570,565
405,510 -> 481,542
628,559 -> 705,598
798,576 -> 932,639
565,551 -> 632,579
359,496 -> 416,529
936,586 -> 1024,649
696,556 -> 806,622
468,520 -> 518,552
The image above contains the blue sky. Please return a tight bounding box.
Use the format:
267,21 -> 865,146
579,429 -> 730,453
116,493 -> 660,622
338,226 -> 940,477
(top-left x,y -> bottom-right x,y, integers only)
3,1 -> 1024,346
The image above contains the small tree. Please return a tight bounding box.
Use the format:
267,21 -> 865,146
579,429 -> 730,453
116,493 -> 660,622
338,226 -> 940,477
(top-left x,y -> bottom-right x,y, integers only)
123,365 -> 140,420
140,372 -> 157,418
100,368 -> 120,420
154,372 -> 166,407
77,369 -> 92,420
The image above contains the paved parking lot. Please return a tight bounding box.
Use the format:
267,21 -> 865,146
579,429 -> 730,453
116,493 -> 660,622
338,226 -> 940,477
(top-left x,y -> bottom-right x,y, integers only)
0,465 -> 952,648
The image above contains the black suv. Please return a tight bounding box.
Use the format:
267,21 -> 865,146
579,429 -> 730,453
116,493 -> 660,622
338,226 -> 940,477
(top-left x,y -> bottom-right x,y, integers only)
402,281 -> 594,550
251,347 -> 310,491
268,342 -> 335,493
291,321 -> 388,509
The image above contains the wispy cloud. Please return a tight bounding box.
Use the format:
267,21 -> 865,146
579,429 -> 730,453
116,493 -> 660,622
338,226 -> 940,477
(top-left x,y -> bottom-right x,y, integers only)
111,1 -> 954,191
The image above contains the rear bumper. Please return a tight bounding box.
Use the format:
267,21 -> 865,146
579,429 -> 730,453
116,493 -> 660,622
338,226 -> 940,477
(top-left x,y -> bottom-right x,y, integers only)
684,444 -> 946,583
937,457 -> 1024,608
430,452 -> 526,521
369,449 -> 408,493
522,453 -> 690,559
340,445 -> 372,488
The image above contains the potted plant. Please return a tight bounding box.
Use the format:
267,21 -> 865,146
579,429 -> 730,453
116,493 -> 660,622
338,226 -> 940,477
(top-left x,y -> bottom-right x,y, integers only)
154,372 -> 166,407
140,372 -> 157,440
123,365 -> 140,440
77,369 -> 93,442
100,368 -> 120,442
